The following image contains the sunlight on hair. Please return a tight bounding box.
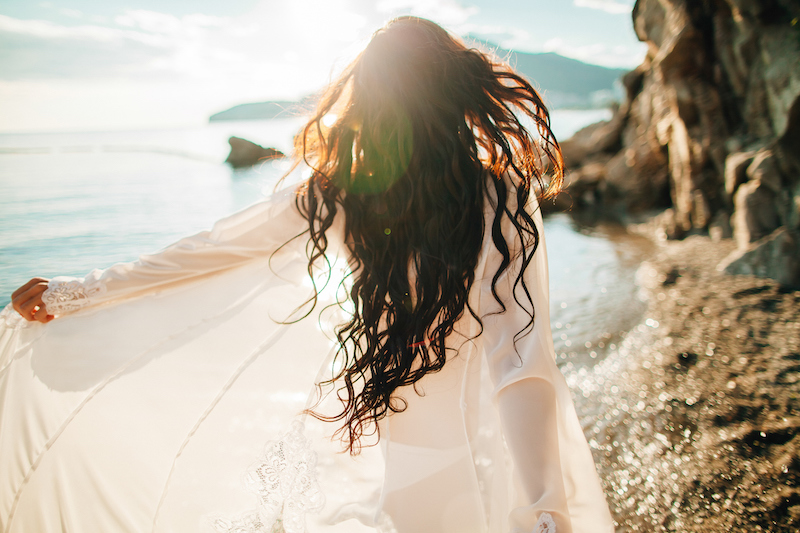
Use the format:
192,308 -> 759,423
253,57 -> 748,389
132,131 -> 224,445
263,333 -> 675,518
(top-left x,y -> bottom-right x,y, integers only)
322,113 -> 338,127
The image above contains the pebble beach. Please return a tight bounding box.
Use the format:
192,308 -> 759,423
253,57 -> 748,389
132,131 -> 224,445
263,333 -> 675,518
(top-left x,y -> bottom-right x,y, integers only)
584,227 -> 800,532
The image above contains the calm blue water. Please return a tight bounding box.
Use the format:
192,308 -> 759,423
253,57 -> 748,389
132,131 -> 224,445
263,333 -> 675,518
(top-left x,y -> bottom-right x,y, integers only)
0,118 -> 304,299
0,109 -> 645,361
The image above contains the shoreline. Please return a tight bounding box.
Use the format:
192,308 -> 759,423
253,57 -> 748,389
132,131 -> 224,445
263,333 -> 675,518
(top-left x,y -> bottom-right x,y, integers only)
579,221 -> 800,531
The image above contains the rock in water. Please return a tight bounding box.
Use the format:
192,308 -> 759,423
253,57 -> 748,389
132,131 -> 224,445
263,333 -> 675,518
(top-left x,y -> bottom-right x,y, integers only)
225,137 -> 285,169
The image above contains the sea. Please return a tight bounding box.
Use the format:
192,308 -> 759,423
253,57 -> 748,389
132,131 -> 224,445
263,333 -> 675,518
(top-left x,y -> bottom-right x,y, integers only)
0,108 -> 648,366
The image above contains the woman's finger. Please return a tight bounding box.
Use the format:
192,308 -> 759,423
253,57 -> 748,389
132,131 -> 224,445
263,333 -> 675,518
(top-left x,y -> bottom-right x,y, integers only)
11,277 -> 48,301
12,283 -> 44,312
12,282 -> 49,320
32,305 -> 53,323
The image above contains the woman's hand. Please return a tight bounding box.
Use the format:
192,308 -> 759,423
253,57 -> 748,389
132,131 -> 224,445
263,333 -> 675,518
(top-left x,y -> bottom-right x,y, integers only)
11,278 -> 54,323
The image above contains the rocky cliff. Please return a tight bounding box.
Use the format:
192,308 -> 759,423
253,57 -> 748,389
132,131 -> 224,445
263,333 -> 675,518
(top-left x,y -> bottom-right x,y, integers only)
560,0 -> 800,287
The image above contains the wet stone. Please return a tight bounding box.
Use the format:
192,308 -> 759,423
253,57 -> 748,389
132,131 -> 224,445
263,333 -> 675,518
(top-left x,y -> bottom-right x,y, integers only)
677,351 -> 698,368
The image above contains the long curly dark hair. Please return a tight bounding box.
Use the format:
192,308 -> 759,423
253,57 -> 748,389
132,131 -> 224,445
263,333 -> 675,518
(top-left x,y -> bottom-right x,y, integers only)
290,16 -> 563,454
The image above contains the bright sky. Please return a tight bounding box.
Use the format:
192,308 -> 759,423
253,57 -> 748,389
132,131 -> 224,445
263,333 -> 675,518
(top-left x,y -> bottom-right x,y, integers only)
0,0 -> 644,133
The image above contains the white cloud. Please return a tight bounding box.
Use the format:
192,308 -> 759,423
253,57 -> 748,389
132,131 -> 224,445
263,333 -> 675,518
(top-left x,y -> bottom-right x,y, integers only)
0,14 -> 117,41
114,10 -> 228,36
542,37 -> 565,52
59,8 -> 83,19
0,1 -> 381,131
460,24 -> 531,50
376,0 -> 479,27
543,37 -> 646,68
574,0 -> 633,15
0,14 -> 168,47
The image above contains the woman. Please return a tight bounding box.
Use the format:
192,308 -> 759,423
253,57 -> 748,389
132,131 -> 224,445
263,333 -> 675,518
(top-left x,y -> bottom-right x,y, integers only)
3,17 -> 613,533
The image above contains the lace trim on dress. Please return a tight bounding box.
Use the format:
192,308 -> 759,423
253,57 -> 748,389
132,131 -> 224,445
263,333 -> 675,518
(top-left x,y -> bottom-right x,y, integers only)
535,512 -> 556,533
213,511 -> 277,533
41,278 -> 106,315
215,421 -> 325,533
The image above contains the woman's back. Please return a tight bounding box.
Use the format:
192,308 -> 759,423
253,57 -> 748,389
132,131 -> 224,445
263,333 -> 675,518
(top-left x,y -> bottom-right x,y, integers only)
294,17 -> 563,454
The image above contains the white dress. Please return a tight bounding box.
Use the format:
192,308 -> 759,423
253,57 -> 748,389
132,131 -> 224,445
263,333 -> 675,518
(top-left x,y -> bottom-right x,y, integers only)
0,181 -> 614,533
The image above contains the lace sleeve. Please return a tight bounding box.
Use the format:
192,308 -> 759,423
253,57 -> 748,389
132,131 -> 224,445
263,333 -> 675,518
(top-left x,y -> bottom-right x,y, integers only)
41,276 -> 107,315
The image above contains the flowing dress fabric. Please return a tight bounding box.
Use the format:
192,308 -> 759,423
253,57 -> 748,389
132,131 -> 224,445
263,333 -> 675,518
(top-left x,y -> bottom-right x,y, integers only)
0,183 -> 614,533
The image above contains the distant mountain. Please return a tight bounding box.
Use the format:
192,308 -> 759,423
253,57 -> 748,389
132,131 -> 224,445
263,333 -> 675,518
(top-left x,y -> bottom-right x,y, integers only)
510,52 -> 626,98
209,101 -> 297,121
468,38 -> 628,108
209,43 -> 628,122
209,96 -> 317,121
